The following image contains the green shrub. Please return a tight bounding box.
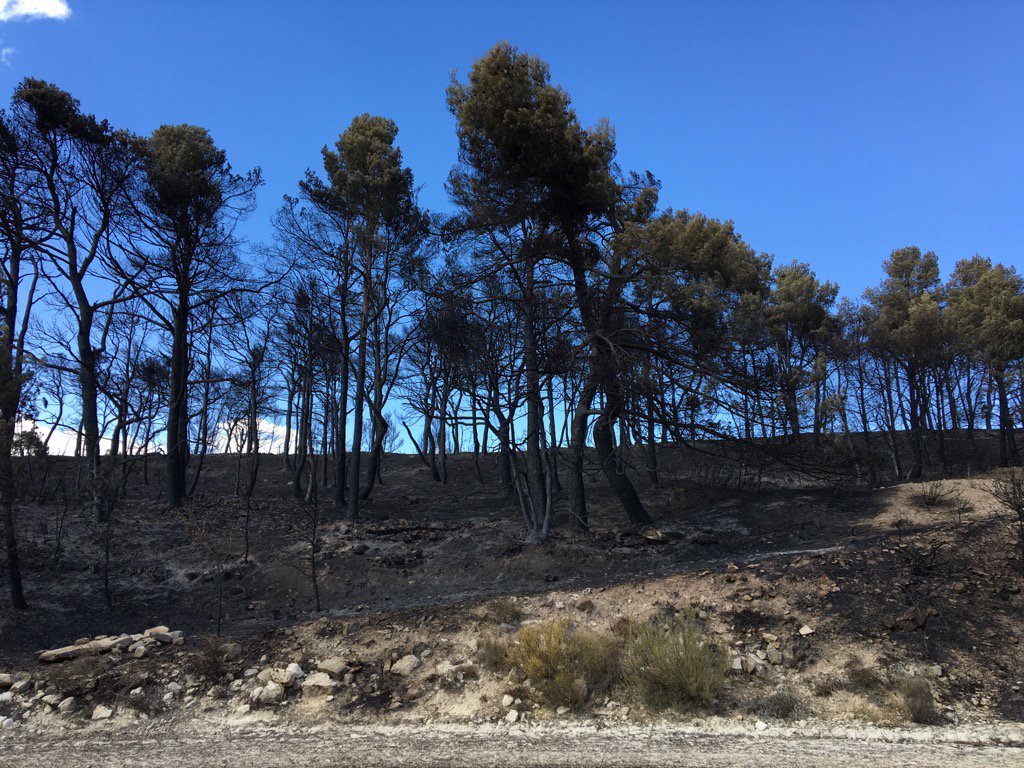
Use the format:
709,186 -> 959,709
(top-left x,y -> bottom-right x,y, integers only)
620,617 -> 726,712
510,619 -> 619,710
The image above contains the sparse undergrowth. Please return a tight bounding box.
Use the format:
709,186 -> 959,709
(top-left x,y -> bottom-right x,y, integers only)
478,615 -> 725,713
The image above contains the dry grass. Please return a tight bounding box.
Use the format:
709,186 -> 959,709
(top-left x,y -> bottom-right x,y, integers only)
898,676 -> 943,724
485,597 -> 524,625
844,656 -> 886,692
188,635 -> 228,682
753,686 -> 809,720
476,631 -> 512,672
620,617 -> 726,713
509,619 -> 619,710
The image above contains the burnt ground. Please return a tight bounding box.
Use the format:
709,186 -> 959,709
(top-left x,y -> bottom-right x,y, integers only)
1,445 -> 1023,728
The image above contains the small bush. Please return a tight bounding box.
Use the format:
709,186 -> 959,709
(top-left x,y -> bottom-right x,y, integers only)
899,676 -> 943,724
486,597 -> 524,625
844,656 -> 885,692
476,631 -> 511,672
510,619 -> 619,710
189,635 -> 227,681
754,687 -> 808,720
918,481 -> 948,508
620,617 -> 726,712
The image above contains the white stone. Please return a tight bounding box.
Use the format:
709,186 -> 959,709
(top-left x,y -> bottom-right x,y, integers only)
91,705 -> 113,720
389,655 -> 420,677
259,680 -> 284,704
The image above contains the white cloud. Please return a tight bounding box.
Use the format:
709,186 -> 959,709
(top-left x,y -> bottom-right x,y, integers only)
0,0 -> 70,22
0,46 -> 12,64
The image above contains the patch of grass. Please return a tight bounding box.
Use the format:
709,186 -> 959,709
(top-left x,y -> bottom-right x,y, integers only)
898,676 -> 943,724
844,694 -> 893,725
620,616 -> 726,713
844,656 -> 885,692
476,631 -> 511,672
486,597 -> 524,625
575,598 -> 595,614
510,619 -> 619,710
753,687 -> 809,720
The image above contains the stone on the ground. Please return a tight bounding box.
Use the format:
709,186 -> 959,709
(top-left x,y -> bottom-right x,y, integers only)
286,662 -> 305,681
556,706 -> 570,715
300,672 -> 336,695
259,680 -> 285,704
755,719 -> 768,731
505,709 -> 519,723
91,704 -> 113,720
0,674 -> 12,689
57,697 -> 77,714
9,679 -> 30,694
798,625 -> 815,636
501,694 -> 515,708
389,654 -> 420,677
317,658 -> 348,679
0,692 -> 12,705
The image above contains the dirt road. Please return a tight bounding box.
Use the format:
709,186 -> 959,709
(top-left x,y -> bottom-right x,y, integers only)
2,723 -> 1022,768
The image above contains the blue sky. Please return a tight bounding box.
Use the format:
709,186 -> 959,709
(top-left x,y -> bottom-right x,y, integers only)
0,0 -> 1021,297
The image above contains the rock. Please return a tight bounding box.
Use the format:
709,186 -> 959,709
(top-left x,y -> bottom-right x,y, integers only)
505,709 -> 519,723
798,625 -> 815,636
1,717 -> 13,729
766,645 -> 783,665
9,679 -> 30,694
389,654 -> 420,677
166,682 -> 183,696
317,658 -> 348,679
300,672 -> 336,695
286,662 -> 306,681
129,687 -> 145,701
0,674 -> 11,690
144,625 -> 170,637
755,719 -> 768,731
501,694 -> 515,708
38,644 -> 87,663
556,706 -> 570,715
236,704 -> 251,715
150,632 -> 174,644
259,680 -> 284,704
257,668 -> 294,686
91,705 -> 113,720
244,668 -> 259,678
57,697 -> 77,715
41,694 -> 61,707
0,692 -> 12,705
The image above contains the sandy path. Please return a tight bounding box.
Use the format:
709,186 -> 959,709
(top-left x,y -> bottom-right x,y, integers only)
3,723 -> 1022,768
